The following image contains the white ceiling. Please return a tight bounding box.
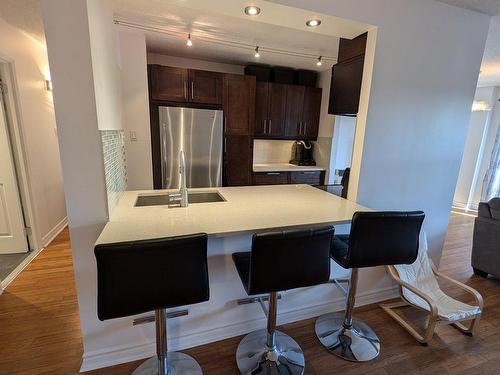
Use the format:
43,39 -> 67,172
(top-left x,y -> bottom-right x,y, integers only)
112,0 -> 371,71
435,0 -> 500,15
0,0 -> 45,44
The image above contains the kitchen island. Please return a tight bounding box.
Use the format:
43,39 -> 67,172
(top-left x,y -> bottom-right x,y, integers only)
88,185 -> 396,370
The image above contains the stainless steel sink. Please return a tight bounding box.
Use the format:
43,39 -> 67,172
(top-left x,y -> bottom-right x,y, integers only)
135,191 -> 225,207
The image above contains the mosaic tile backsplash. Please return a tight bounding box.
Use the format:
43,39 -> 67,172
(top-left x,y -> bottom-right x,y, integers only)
101,130 -> 127,214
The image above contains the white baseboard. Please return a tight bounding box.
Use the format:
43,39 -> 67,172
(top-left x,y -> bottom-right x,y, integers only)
42,217 -> 68,247
80,285 -> 398,372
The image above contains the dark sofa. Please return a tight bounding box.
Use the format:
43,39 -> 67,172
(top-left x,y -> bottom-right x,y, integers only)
472,197 -> 500,278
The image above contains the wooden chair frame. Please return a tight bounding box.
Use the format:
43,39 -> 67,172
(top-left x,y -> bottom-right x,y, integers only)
380,264 -> 483,345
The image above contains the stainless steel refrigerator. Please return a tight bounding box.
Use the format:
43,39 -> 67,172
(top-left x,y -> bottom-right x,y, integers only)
159,106 -> 223,189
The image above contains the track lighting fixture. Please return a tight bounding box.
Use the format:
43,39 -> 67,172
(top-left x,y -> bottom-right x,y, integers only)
316,56 -> 322,66
254,46 -> 260,58
187,33 -> 193,46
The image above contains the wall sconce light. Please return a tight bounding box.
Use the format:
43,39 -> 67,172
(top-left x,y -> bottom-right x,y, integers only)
472,100 -> 491,112
45,79 -> 53,92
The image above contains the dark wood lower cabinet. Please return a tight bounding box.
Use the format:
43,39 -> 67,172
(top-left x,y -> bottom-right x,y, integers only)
252,170 -> 324,186
253,172 -> 289,185
224,136 -> 253,186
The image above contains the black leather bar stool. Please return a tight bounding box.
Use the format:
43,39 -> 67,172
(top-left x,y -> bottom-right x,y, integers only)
94,234 -> 209,375
232,226 -> 335,375
315,211 -> 425,362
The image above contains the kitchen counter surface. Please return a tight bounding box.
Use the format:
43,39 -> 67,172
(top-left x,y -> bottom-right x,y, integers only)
253,163 -> 325,172
96,184 -> 369,245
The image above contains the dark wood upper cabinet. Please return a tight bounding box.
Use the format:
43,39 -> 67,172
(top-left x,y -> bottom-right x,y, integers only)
284,85 -> 305,138
150,65 -> 188,102
328,32 -> 367,116
189,69 -> 222,105
302,87 -> 322,139
254,82 -> 269,136
337,32 -> 367,63
328,55 -> 365,116
255,82 -> 286,138
149,65 -> 222,105
223,74 -> 256,136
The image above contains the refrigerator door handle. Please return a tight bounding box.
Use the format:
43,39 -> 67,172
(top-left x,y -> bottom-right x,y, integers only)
161,122 -> 168,189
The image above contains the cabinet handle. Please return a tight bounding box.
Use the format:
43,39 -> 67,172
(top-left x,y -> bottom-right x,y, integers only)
266,172 -> 281,175
303,122 -> 307,135
299,122 -> 302,135
302,171 -> 316,175
191,81 -> 194,99
263,119 -> 267,134
184,81 -> 187,99
269,119 -> 272,133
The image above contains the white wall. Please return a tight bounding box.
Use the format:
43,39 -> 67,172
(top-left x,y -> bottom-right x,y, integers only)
330,115 -> 356,171
0,16 -> 66,249
276,0 -> 489,262
119,30 -> 153,190
87,0 -> 122,131
41,0 -> 114,359
454,86 -> 498,209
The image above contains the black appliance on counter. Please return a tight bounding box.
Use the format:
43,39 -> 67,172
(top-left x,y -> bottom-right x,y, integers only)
290,141 -> 316,166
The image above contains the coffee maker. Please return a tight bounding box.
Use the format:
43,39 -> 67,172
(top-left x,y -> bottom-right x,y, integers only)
290,141 -> 316,166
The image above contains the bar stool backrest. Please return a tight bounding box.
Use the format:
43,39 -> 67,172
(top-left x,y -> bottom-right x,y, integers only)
347,211 -> 425,268
248,226 -> 334,295
94,233 -> 209,321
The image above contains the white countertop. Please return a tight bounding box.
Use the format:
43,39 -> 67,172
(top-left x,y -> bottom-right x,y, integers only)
96,184 -> 370,245
253,163 -> 325,172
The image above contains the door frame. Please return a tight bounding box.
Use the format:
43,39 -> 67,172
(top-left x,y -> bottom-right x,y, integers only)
0,57 -> 39,251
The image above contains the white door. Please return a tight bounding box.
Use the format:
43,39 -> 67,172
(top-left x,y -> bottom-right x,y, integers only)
0,90 -> 28,254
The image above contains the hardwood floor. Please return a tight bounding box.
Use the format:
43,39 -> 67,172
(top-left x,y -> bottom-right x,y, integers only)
1,213 -> 499,374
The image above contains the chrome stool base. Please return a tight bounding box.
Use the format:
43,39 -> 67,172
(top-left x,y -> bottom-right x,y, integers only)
236,329 -> 305,375
315,312 -> 380,362
132,352 -> 203,375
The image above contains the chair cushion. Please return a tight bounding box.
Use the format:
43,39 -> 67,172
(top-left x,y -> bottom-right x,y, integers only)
395,232 -> 481,321
489,197 -> 500,220
232,252 -> 251,294
331,234 -> 350,269
477,202 -> 492,219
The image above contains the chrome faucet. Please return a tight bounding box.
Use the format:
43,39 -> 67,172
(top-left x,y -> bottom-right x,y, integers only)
169,150 -> 189,207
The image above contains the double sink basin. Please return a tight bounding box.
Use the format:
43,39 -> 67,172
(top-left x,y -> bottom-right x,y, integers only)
135,191 -> 225,207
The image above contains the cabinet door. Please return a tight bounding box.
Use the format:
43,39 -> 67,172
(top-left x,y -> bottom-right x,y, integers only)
284,85 -> 305,138
150,65 -> 188,102
254,82 -> 269,137
253,172 -> 289,185
189,69 -> 222,105
223,74 -> 256,136
289,171 -> 324,185
267,83 -> 287,137
302,87 -> 322,140
225,135 -> 252,186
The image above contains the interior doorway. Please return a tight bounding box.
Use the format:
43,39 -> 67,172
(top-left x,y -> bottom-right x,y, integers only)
0,61 -> 35,286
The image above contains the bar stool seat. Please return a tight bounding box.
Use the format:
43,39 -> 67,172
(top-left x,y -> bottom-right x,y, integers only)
232,226 -> 334,375
331,234 -> 349,266
94,234 -> 209,375
316,211 -> 425,362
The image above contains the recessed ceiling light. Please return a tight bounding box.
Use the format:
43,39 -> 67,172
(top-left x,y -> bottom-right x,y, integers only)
244,6 -> 261,16
306,19 -> 321,27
